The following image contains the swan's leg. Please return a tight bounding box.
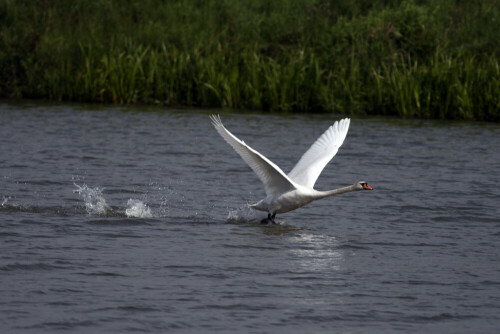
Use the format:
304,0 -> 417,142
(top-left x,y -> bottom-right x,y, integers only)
260,213 -> 277,225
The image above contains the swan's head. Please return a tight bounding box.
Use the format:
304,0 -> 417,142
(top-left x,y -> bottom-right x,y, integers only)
355,181 -> 372,191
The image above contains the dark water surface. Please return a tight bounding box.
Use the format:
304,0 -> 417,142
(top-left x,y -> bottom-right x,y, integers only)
1,101 -> 499,333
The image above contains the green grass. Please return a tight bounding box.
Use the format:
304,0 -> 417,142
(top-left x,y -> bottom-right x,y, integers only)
1,0 -> 499,121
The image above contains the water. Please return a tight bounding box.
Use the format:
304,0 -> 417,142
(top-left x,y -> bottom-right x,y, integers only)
1,101 -> 499,333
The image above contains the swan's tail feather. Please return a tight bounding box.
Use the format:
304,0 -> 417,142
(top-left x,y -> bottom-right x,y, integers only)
248,200 -> 267,212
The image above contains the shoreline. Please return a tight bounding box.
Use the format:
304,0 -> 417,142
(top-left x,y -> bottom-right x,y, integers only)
1,0 -> 499,121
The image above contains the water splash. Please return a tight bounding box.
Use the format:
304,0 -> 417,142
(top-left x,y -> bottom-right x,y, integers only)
125,199 -> 152,218
1,196 -> 9,207
147,182 -> 171,218
73,183 -> 112,216
227,204 -> 268,223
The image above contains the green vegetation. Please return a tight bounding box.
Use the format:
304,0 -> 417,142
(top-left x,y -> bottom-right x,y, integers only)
1,0 -> 499,121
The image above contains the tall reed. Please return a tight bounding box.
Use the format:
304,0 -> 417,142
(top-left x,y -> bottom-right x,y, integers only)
0,0 -> 499,121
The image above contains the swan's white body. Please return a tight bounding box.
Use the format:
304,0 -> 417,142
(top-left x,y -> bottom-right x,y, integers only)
210,115 -> 371,220
250,183 -> 363,214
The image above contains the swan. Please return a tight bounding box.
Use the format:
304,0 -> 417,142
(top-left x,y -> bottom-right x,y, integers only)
210,115 -> 372,223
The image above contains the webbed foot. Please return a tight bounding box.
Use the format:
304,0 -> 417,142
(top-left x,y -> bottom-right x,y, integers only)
260,213 -> 277,224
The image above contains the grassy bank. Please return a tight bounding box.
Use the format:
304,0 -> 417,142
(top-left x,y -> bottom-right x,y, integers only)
1,0 -> 499,121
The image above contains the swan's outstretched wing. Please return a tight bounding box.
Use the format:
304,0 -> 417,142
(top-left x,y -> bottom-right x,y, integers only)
288,118 -> 350,188
210,115 -> 297,197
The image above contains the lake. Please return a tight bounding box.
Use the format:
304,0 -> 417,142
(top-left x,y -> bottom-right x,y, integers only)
1,101 -> 499,333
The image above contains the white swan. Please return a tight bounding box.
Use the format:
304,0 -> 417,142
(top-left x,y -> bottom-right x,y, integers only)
210,115 -> 372,223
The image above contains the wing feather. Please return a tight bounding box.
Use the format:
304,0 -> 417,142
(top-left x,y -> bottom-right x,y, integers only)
287,118 -> 350,188
210,115 -> 297,197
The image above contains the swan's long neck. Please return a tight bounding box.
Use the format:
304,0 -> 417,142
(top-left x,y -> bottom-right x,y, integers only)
313,185 -> 358,200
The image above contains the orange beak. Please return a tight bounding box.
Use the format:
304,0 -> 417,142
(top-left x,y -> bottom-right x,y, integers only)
363,184 -> 373,190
